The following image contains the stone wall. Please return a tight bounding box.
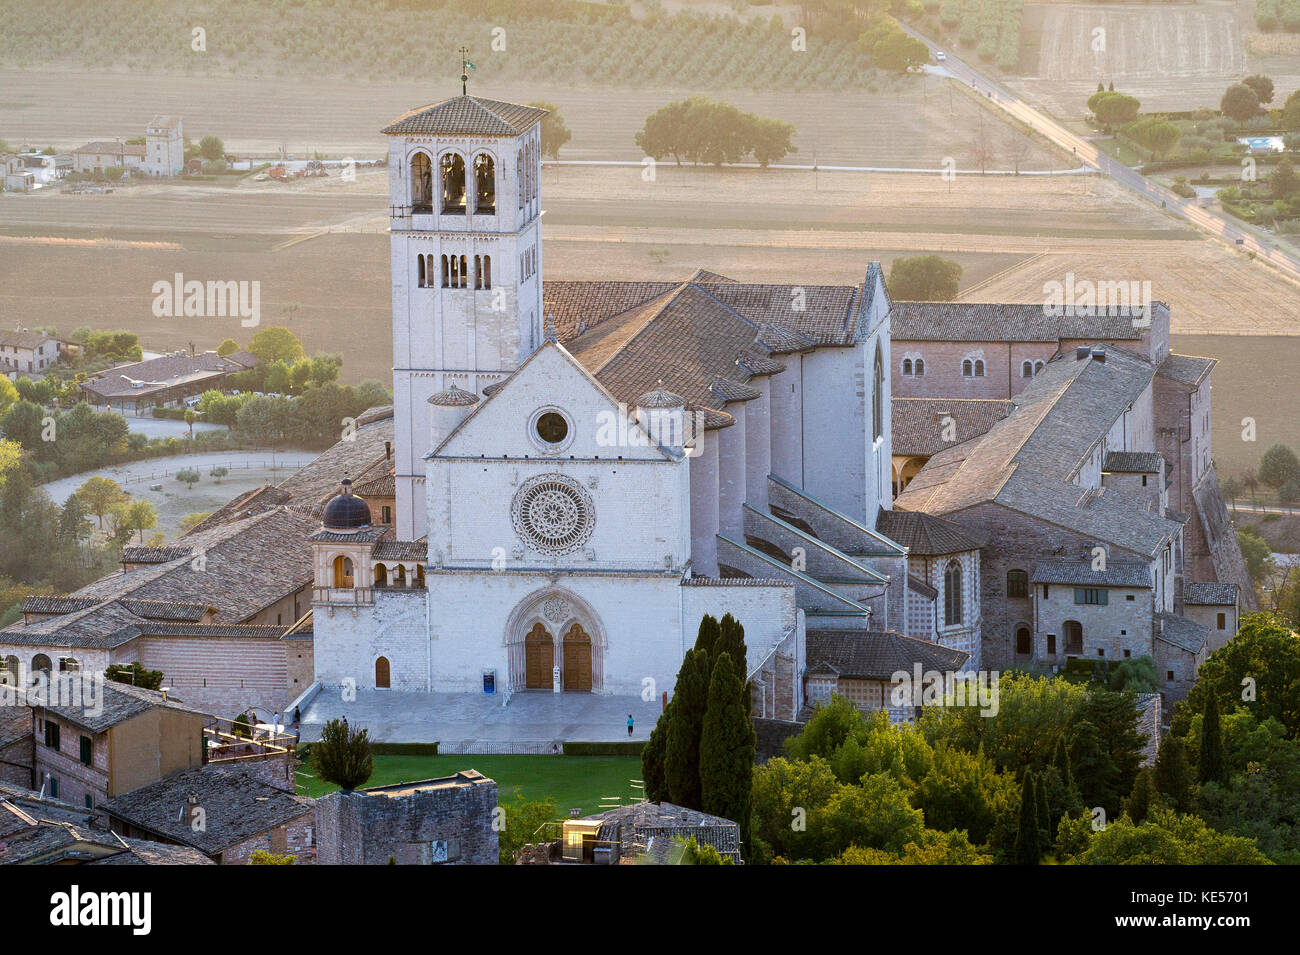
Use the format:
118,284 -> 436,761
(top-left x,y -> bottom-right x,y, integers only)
314,770 -> 498,865
753,717 -> 803,763
217,811 -> 316,865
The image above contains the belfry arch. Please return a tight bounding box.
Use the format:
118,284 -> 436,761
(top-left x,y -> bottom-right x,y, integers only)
504,588 -> 606,693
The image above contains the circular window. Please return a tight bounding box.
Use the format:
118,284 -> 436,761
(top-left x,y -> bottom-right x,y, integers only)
535,412 -> 568,444
511,473 -> 595,557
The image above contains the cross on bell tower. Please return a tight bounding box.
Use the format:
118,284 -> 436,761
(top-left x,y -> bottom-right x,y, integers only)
459,46 -> 474,96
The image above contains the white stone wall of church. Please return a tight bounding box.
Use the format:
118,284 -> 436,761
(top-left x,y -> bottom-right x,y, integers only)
422,573 -> 687,695
681,583 -> 798,679
801,346 -> 866,523
717,409 -> 748,541
689,434 -> 720,576
769,359 -> 804,486
314,590 -> 429,692
744,381 -> 773,515
904,586 -> 936,641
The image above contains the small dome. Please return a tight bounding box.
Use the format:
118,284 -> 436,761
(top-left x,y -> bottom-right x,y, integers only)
322,479 -> 371,530
427,384 -> 480,407
635,381 -> 684,409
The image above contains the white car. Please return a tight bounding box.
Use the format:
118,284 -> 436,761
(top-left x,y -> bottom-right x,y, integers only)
936,51 -> 946,61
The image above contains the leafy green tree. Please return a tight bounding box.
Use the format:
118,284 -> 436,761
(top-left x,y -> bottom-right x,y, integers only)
815,773 -> 925,857
198,135 -> 225,161
1152,734 -> 1195,813
1221,83 -> 1261,123
124,498 -> 158,543
1236,526 -> 1272,584
247,326 -> 305,364
1199,694 -> 1228,785
693,613 -> 721,657
527,101 -> 572,159
309,718 -> 373,791
912,742 -> 1014,844
1014,771 -> 1041,865
641,714 -> 669,802
1076,686 -> 1146,814
699,652 -> 756,855
497,794 -> 558,864
209,466 -> 228,483
1087,89 -> 1140,126
1077,809 -> 1271,864
175,468 -> 201,490
1257,443 -> 1300,489
216,338 -> 240,356
1272,158 -> 1299,200
76,476 -> 127,529
1178,613 -> 1300,739
749,755 -> 840,862
674,836 -> 733,865
105,662 -> 164,690
1035,769 -> 1052,845
664,647 -> 710,809
887,254 -> 962,301
1243,74 -> 1275,104
249,850 -> 296,864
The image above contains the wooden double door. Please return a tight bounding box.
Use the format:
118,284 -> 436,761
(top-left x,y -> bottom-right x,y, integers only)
522,622 -> 592,691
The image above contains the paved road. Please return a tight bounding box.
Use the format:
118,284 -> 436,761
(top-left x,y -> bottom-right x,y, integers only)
41,451 -> 314,505
905,26 -> 1300,284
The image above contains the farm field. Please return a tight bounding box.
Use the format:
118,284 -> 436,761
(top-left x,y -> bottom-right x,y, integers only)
1011,0 -> 1292,117
1171,333 -> 1300,481
0,69 -> 1063,171
294,754 -> 644,815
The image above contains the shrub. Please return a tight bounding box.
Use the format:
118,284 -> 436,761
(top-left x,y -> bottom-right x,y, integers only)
310,718 -> 374,790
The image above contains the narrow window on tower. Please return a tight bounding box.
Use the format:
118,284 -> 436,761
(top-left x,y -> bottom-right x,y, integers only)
458,255 -> 468,289
441,254 -> 450,289
440,153 -> 466,214
418,253 -> 426,288
517,152 -> 524,211
483,255 -> 492,289
474,154 -> 495,215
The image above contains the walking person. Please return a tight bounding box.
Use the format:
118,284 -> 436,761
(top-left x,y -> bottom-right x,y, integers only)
627,713 -> 634,737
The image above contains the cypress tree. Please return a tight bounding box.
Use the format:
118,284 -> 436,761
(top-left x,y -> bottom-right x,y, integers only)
1035,771 -> 1052,845
664,648 -> 710,809
1199,694 -> 1227,785
716,613 -> 748,670
694,614 -> 721,658
1053,736 -> 1082,816
699,652 -> 756,856
1014,771 -> 1041,865
1124,766 -> 1156,823
1152,735 -> 1194,813
641,710 -> 669,802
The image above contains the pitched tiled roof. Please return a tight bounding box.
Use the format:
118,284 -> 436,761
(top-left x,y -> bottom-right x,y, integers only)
1156,352 -> 1217,388
891,398 -> 1012,457
184,484 -> 293,534
907,574 -> 938,599
82,352 -> 248,399
352,474 -> 396,497
73,141 -> 145,156
735,351 -> 786,376
1184,581 -> 1237,606
275,409 -> 394,506
890,301 -> 1146,343
87,838 -> 216,865
121,546 -> 192,564
381,95 -> 547,136
1155,612 -> 1209,654
24,674 -> 209,734
119,599 -> 212,622
427,384 -> 480,406
876,508 -> 983,554
0,329 -> 54,349
372,540 -> 428,561
896,347 -> 1182,558
806,630 -> 968,681
19,596 -> 100,615
1030,557 -> 1151,587
1103,451 -> 1164,474
710,376 -> 762,403
100,767 -> 313,856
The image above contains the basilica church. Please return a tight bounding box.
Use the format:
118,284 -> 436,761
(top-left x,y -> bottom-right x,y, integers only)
305,91 -> 1244,723
306,92 -> 974,720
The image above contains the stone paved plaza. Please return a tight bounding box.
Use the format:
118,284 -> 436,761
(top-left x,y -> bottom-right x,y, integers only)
297,688 -> 663,751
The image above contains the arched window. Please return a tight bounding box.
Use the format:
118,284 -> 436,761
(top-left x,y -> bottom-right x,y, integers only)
32,654 -> 52,674
902,358 -> 913,376
914,358 -> 924,376
962,359 -> 973,378
517,151 -> 524,211
974,359 -> 985,377
374,564 -> 388,587
473,153 -> 495,214
944,561 -> 962,627
1015,626 -> 1032,656
375,656 -> 391,689
415,565 -> 426,588
1006,569 -> 1028,599
458,254 -> 468,288
59,657 -> 79,672
440,153 -> 466,213
417,254 -> 426,288
394,564 -> 407,587
441,254 -> 451,288
1034,360 -> 1044,373
1022,360 -> 1034,377
872,341 -> 884,441
411,152 -> 432,212
482,254 -> 491,289
332,555 -> 354,588
2,655 -> 17,685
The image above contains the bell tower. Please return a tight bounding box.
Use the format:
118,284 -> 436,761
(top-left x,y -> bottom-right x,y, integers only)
382,93 -> 547,538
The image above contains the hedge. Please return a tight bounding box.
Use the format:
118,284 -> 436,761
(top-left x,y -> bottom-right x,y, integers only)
562,741 -> 645,756
295,741 -> 440,760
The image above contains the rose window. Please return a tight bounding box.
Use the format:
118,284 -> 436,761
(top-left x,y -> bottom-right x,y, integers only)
511,474 -> 595,557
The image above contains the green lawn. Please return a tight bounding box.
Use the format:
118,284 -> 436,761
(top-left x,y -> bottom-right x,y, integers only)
295,754 -> 643,815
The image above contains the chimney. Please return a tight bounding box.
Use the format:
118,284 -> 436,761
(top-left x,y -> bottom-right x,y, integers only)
384,440 -> 392,461
186,792 -> 201,827
1091,346 -> 1107,363
1075,346 -> 1090,361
